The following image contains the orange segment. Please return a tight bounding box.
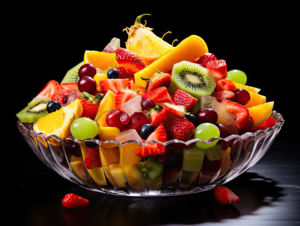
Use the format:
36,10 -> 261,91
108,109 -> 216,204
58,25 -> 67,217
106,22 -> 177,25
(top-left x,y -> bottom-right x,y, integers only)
84,51 -> 118,71
33,99 -> 83,139
244,91 -> 266,108
95,90 -> 116,127
226,78 -> 260,93
248,102 -> 274,127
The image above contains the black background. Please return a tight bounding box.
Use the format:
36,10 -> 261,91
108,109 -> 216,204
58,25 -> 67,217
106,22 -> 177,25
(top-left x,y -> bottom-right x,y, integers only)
4,2 -> 299,226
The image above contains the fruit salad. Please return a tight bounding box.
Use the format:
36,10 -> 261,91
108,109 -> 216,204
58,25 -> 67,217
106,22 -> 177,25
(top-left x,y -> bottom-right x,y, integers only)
16,14 -> 277,190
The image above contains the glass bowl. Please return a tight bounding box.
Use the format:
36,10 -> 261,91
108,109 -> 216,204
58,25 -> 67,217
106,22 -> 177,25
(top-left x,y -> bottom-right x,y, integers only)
16,111 -> 284,197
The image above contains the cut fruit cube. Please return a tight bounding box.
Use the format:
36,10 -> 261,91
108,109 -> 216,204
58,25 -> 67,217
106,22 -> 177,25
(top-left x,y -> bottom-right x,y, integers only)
99,146 -> 120,167
183,146 -> 206,172
212,100 -> 235,126
104,163 -> 126,187
244,91 -> 266,108
124,164 -> 144,187
99,126 -> 121,148
201,95 -> 217,109
70,161 -> 89,181
122,95 -> 143,117
248,102 -> 274,127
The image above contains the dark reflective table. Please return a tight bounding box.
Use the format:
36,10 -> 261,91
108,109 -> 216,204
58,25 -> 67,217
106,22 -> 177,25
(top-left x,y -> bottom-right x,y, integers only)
1,140 -> 300,226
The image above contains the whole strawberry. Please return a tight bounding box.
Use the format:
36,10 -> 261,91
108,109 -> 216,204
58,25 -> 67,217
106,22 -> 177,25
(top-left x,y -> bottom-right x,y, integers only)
62,193 -> 89,209
79,92 -> 102,120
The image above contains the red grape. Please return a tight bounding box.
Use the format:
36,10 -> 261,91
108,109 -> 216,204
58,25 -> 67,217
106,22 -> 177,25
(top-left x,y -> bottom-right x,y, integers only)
127,112 -> 149,133
232,89 -> 250,105
78,76 -> 96,94
239,117 -> 254,135
217,123 -> 230,150
78,64 -> 97,78
196,108 -> 218,124
106,110 -> 125,129
141,99 -> 156,110
120,112 -> 130,125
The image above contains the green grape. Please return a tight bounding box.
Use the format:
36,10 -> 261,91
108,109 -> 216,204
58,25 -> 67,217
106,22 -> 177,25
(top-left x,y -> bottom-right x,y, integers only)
228,69 -> 247,85
71,117 -> 99,140
195,123 -> 220,149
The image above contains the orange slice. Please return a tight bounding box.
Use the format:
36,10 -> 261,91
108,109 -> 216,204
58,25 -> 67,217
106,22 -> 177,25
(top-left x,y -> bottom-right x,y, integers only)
33,99 -> 83,139
95,90 -> 116,127
84,51 -> 118,71
226,78 -> 260,93
244,91 -> 266,108
248,102 -> 274,127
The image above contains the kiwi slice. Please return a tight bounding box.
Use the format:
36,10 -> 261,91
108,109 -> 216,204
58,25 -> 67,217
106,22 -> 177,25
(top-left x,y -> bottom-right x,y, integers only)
61,61 -> 84,84
171,61 -> 216,99
146,156 -> 164,181
16,99 -> 51,123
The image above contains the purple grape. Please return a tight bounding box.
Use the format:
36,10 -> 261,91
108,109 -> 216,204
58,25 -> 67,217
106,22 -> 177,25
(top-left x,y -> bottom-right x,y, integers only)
239,117 -> 254,135
217,123 -> 230,150
196,108 -> 218,124
232,89 -> 250,105
141,99 -> 156,110
78,76 -> 96,94
78,64 -> 97,78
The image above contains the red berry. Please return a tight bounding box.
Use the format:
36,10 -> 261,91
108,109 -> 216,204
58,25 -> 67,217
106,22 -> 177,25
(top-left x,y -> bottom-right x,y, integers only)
147,71 -> 171,92
211,90 -> 235,102
253,118 -> 276,132
106,110 -> 125,129
173,89 -> 197,112
100,79 -> 130,95
206,60 -> 227,82
196,53 -> 217,67
142,87 -> 173,104
116,66 -> 130,78
84,147 -> 101,169
214,185 -> 240,204
62,193 -> 89,209
115,88 -> 139,112
215,79 -> 236,92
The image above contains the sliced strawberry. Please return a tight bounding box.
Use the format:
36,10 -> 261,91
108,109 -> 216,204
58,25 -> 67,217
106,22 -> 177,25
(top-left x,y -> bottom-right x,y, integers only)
253,118 -> 276,132
34,80 -> 62,100
51,89 -> 71,105
146,71 -> 171,92
151,108 -> 169,127
168,90 -> 174,101
130,81 -> 146,95
84,147 -> 101,169
173,89 -> 197,112
221,100 -> 249,131
214,185 -> 240,204
116,65 -> 130,78
206,60 -> 227,82
142,87 -> 173,104
115,88 -> 139,112
60,82 -> 79,91
163,102 -> 186,118
211,90 -> 235,102
165,112 -> 195,141
196,53 -> 218,67
215,79 -> 236,92
62,193 -> 89,209
100,79 -> 130,94
116,48 -> 146,76
135,124 -> 167,157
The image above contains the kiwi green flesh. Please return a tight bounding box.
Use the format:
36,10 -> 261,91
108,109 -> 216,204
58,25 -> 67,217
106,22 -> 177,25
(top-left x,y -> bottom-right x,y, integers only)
61,61 -> 84,84
183,146 -> 205,172
181,170 -> 198,185
171,61 -> 216,99
16,99 -> 50,123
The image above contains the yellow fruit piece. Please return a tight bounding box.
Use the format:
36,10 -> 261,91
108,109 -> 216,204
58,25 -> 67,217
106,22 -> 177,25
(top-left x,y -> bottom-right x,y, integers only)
70,155 -> 82,162
33,99 -> 83,139
70,161 -> 89,181
80,143 -> 107,186
84,51 -> 118,71
219,147 -> 232,178
95,90 -> 116,127
99,127 -> 120,148
93,73 -> 108,93
104,163 -> 126,187
99,146 -> 120,167
134,35 -> 208,87
119,143 -> 141,168
226,78 -> 261,93
244,91 -> 266,108
248,102 -> 274,127
124,164 -> 144,187
147,175 -> 162,190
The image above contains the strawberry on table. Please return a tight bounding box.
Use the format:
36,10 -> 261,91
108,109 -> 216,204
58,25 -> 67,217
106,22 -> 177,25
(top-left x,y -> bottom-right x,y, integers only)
206,60 -> 227,82
84,146 -> 102,169
173,89 -> 197,112
211,90 -> 235,102
135,124 -> 168,157
214,185 -> 240,204
142,87 -> 173,104
221,100 -> 249,131
62,193 -> 89,209
51,89 -> 71,105
100,79 -> 130,94
115,88 -> 139,112
215,79 -> 236,92
253,118 -> 276,132
196,53 -> 217,67
146,71 -> 171,92
34,80 -> 62,100
116,65 -> 130,78
116,48 -> 146,76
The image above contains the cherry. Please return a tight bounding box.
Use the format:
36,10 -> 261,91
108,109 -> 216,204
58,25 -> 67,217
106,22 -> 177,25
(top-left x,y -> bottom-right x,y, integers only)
120,112 -> 130,125
78,76 -> 96,94
217,123 -> 230,150
141,99 -> 156,110
78,64 -> 97,78
239,116 -> 254,135
232,89 -> 250,105
127,112 -> 149,133
196,108 -> 218,124
106,110 -> 125,129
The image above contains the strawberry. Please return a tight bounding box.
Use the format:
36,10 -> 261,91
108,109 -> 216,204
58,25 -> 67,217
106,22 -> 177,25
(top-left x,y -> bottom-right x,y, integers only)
162,102 -> 187,118
168,90 -> 174,101
62,193 -> 89,209
206,60 -> 227,82
115,88 -> 139,112
116,48 -> 146,76
116,65 -> 130,78
51,89 -> 71,104
146,71 -> 171,92
165,112 -> 195,141
100,79 -> 130,94
135,124 -> 167,157
211,90 -> 235,102
79,92 -> 100,119
253,118 -> 276,132
173,89 -> 197,112
216,79 -> 236,91
150,107 -> 169,127
130,81 -> 146,95
221,100 -> 249,131
214,185 -> 240,204
196,53 -> 217,67
60,82 -> 79,91
84,147 -> 102,169
142,87 -> 173,104
34,80 -> 62,100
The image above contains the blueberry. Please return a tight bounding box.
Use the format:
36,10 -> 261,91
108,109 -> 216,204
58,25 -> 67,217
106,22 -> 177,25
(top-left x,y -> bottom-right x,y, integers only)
107,69 -> 119,79
186,114 -> 198,127
85,140 -> 98,148
140,124 -> 155,140
47,101 -> 61,113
